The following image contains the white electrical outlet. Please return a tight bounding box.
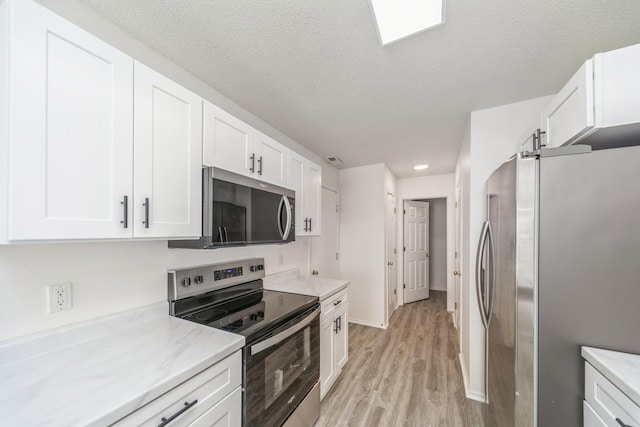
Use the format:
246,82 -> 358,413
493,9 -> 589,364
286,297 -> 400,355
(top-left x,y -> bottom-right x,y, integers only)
48,282 -> 72,313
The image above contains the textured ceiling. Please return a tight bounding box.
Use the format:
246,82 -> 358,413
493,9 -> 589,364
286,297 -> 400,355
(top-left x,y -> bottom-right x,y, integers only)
77,0 -> 640,178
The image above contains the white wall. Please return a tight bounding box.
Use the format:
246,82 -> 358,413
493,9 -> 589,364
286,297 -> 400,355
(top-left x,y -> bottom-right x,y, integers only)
456,95 -> 555,402
0,239 -> 311,341
34,0 -> 339,191
396,174 -> 455,310
339,164 -> 386,328
0,0 -> 339,342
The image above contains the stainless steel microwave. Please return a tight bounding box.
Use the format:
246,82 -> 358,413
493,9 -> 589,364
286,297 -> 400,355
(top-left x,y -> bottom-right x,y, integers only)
169,168 -> 295,249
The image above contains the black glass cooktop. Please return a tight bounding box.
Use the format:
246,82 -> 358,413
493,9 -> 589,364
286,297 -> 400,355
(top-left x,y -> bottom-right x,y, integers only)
175,280 -> 318,343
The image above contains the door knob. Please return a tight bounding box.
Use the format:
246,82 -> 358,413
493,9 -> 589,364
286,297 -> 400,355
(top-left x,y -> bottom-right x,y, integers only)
453,271 -> 460,276
312,270 -> 319,276
388,261 -> 394,266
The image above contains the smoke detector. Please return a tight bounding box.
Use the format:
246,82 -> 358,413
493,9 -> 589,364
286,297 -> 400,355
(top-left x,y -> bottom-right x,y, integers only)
326,156 -> 343,166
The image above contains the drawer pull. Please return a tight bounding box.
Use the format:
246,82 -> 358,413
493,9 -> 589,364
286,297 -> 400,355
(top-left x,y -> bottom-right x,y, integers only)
158,399 -> 198,427
333,300 -> 342,306
616,418 -> 634,427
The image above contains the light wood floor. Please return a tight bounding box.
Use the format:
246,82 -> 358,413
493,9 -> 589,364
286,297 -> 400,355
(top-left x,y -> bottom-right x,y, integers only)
316,291 -> 485,427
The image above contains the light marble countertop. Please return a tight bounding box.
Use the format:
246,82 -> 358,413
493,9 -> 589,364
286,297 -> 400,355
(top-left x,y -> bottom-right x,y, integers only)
263,270 -> 349,301
0,302 -> 244,426
582,346 -> 640,404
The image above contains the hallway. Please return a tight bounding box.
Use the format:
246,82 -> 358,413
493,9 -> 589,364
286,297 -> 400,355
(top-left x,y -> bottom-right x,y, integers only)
316,291 -> 485,427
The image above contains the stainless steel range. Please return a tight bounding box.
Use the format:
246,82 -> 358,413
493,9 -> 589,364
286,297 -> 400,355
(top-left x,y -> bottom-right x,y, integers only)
168,258 -> 320,427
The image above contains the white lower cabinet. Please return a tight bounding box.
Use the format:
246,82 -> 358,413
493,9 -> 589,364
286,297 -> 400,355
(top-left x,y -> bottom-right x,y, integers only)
114,351 -> 241,427
319,289 -> 349,400
584,361 -> 640,427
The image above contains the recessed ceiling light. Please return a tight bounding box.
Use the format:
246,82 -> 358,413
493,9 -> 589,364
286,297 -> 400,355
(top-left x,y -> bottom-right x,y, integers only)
369,0 -> 445,46
414,164 -> 430,170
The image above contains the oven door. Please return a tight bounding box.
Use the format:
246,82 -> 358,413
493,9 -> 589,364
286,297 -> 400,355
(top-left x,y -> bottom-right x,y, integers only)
244,305 -> 320,427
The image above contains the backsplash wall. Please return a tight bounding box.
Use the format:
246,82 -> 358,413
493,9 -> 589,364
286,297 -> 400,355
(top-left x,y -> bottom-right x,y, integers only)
0,239 -> 310,341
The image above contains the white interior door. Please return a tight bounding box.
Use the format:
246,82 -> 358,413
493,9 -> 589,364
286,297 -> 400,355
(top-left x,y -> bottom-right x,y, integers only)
404,200 -> 430,304
386,193 -> 397,321
311,187 -> 339,278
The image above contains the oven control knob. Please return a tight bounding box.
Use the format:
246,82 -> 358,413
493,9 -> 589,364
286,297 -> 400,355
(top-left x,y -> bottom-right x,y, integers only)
259,265 -> 264,271
250,265 -> 256,272
181,277 -> 191,287
250,313 -> 259,321
194,275 -> 204,284
258,311 -> 265,317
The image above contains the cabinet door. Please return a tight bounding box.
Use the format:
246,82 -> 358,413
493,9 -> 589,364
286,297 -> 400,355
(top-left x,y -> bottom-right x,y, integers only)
305,160 -> 322,236
255,131 -> 288,186
7,0 -> 134,240
320,315 -> 336,400
593,43 -> 640,128
335,304 -> 349,370
189,387 -> 241,427
542,60 -> 595,148
203,101 -> 255,176
133,62 -> 202,238
288,152 -> 306,236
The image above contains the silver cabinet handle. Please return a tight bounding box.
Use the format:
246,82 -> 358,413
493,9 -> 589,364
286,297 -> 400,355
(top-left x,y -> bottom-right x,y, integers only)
250,153 -> 255,173
304,218 -> 309,232
120,195 -> 128,229
251,307 -> 319,355
142,198 -> 150,229
309,217 -> 312,232
257,156 -> 263,175
218,226 -> 223,243
338,315 -> 342,331
334,318 -> 339,334
158,399 -> 198,427
333,300 -> 342,306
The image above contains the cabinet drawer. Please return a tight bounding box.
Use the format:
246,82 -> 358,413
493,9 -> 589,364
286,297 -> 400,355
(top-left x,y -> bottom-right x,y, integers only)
585,362 -> 640,427
321,289 -> 347,322
584,400 -> 607,427
114,351 -> 241,427
188,386 -> 241,427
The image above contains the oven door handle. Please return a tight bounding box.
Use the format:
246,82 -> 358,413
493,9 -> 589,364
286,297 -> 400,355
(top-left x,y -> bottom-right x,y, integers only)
250,307 -> 320,356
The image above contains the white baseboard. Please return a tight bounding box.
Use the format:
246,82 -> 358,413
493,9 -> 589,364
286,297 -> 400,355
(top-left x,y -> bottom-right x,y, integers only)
348,318 -> 385,329
458,352 -> 486,403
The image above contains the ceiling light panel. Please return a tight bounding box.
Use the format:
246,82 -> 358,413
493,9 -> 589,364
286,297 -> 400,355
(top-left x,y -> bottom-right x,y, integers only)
370,0 -> 445,46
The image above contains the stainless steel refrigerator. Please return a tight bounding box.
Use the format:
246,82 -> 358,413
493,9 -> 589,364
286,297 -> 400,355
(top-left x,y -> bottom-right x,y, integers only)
476,144 -> 640,426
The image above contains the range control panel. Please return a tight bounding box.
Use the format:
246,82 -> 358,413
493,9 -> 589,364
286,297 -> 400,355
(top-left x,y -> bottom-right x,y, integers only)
168,258 -> 265,302
214,267 -> 243,281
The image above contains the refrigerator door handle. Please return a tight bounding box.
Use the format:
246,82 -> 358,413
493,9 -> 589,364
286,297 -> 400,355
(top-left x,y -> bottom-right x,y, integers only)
475,221 -> 490,329
486,221 -> 497,328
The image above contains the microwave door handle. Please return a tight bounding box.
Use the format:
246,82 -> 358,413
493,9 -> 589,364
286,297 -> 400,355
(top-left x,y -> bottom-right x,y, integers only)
277,196 -> 285,239
218,226 -> 224,243
250,307 -> 319,355
283,196 -> 292,240
223,226 -> 229,244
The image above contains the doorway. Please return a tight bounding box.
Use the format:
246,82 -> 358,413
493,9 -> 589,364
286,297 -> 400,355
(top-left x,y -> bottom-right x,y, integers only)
311,187 -> 339,278
386,192 -> 397,322
402,198 -> 448,304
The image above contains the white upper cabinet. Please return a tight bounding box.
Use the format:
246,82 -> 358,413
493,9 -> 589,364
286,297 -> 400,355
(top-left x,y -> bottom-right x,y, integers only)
133,63 -> 202,239
203,100 -> 255,176
1,0 -> 134,241
543,60 -> 594,148
0,0 -> 202,242
255,131 -> 288,187
203,101 -> 289,186
288,152 -> 322,236
543,43 -> 640,148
